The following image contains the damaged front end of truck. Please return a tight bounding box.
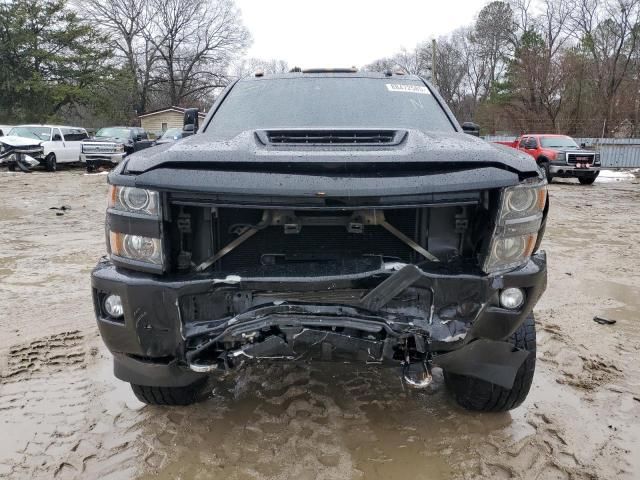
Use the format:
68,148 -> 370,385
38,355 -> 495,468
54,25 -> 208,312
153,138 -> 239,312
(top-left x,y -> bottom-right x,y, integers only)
0,137 -> 44,172
91,72 -> 548,409
93,153 -> 547,393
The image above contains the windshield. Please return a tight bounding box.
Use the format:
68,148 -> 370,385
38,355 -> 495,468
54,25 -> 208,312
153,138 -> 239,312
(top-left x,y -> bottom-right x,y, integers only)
205,77 -> 455,139
8,126 -> 50,141
160,128 -> 182,139
96,127 -> 131,139
540,136 -> 578,148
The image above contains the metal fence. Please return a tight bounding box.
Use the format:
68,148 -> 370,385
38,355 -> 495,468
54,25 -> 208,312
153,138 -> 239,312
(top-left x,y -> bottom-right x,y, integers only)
483,135 -> 640,168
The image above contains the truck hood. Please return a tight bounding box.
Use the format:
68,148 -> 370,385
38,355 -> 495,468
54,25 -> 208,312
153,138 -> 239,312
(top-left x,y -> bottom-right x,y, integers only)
0,135 -> 42,148
123,129 -> 539,176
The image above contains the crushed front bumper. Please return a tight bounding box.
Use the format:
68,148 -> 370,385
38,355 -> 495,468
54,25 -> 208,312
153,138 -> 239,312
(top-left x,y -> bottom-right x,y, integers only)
91,252 -> 546,387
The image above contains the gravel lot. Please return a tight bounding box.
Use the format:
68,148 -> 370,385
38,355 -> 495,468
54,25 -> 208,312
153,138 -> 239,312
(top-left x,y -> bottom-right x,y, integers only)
0,168 -> 639,480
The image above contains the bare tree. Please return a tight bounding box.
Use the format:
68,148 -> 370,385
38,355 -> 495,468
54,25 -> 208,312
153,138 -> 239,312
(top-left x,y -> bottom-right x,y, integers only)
510,0 -> 534,34
505,0 -> 575,130
458,27 -> 489,110
83,0 -> 249,111
362,0 -> 640,136
473,1 -> 517,96
230,57 -> 289,79
433,35 -> 467,115
82,0 -> 159,113
149,0 -> 249,106
363,57 -> 396,73
393,44 -> 431,76
570,0 -> 640,133
364,43 -> 432,78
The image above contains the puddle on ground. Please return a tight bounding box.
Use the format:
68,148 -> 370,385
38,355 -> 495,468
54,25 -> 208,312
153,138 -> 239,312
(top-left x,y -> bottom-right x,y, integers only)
582,278 -> 640,330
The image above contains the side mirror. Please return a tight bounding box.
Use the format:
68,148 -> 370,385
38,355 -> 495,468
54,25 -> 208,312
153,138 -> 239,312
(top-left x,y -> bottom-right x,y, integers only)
461,122 -> 480,137
183,108 -> 199,136
580,142 -> 586,149
135,134 -> 143,141
52,134 -> 62,141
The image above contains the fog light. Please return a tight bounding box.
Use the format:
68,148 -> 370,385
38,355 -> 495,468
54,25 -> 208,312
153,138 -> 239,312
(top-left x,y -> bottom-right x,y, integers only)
500,288 -> 525,310
104,294 -> 124,318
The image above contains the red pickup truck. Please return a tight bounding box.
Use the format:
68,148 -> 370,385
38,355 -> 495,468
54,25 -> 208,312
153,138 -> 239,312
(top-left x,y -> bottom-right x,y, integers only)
497,134 -> 601,185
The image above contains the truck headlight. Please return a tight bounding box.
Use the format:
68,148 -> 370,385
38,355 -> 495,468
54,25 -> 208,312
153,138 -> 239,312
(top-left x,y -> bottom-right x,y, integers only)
499,183 -> 546,223
485,233 -> 538,272
109,232 -> 163,265
116,144 -> 124,153
108,186 -> 160,216
484,180 -> 547,273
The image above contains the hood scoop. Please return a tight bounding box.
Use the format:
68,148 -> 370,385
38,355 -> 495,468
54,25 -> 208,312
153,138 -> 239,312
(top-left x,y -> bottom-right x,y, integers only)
256,129 -> 407,146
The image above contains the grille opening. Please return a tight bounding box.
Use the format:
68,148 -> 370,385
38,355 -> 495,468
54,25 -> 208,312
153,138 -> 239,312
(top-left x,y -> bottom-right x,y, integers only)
168,202 -> 495,276
264,129 -> 401,145
213,208 -> 418,272
567,152 -> 595,164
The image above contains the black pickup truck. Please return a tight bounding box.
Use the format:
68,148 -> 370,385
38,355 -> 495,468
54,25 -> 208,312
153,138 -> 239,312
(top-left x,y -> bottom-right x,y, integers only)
91,71 -> 548,411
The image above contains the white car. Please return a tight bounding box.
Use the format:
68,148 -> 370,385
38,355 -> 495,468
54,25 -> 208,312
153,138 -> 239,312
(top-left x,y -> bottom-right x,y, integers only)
6,125 -> 89,171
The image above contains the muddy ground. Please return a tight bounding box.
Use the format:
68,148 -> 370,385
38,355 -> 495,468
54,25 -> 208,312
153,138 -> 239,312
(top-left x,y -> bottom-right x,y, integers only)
0,168 -> 638,480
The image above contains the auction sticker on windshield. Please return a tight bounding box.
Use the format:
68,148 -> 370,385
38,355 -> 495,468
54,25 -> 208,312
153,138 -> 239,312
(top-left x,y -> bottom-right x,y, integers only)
386,84 -> 431,94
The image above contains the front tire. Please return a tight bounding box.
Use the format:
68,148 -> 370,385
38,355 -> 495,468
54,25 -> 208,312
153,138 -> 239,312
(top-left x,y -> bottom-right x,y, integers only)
444,314 -> 536,412
578,172 -> 599,185
130,378 -> 208,406
44,153 -> 57,172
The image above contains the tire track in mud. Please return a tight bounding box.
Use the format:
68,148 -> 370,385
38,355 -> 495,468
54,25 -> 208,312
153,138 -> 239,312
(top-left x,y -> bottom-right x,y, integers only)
473,308 -> 629,480
446,293 -> 632,480
233,366 -> 355,479
126,346 -> 623,480
0,331 -> 90,479
131,362 -> 454,480
537,313 -> 622,392
0,331 -> 151,480
137,364 -> 361,480
0,336 -> 630,480
468,409 -> 600,480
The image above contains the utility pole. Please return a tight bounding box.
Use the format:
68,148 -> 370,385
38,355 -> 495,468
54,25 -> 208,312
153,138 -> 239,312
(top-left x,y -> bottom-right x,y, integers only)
431,38 -> 437,86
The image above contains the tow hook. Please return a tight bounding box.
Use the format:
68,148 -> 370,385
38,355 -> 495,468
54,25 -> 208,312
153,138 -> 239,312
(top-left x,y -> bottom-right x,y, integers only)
402,357 -> 433,389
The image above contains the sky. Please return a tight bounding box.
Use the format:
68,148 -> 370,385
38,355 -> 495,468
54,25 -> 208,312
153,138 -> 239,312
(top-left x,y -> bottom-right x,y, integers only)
234,0 -> 486,68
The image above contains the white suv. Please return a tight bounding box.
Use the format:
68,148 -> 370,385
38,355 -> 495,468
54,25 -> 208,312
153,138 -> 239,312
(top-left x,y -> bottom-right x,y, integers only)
6,125 -> 89,171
